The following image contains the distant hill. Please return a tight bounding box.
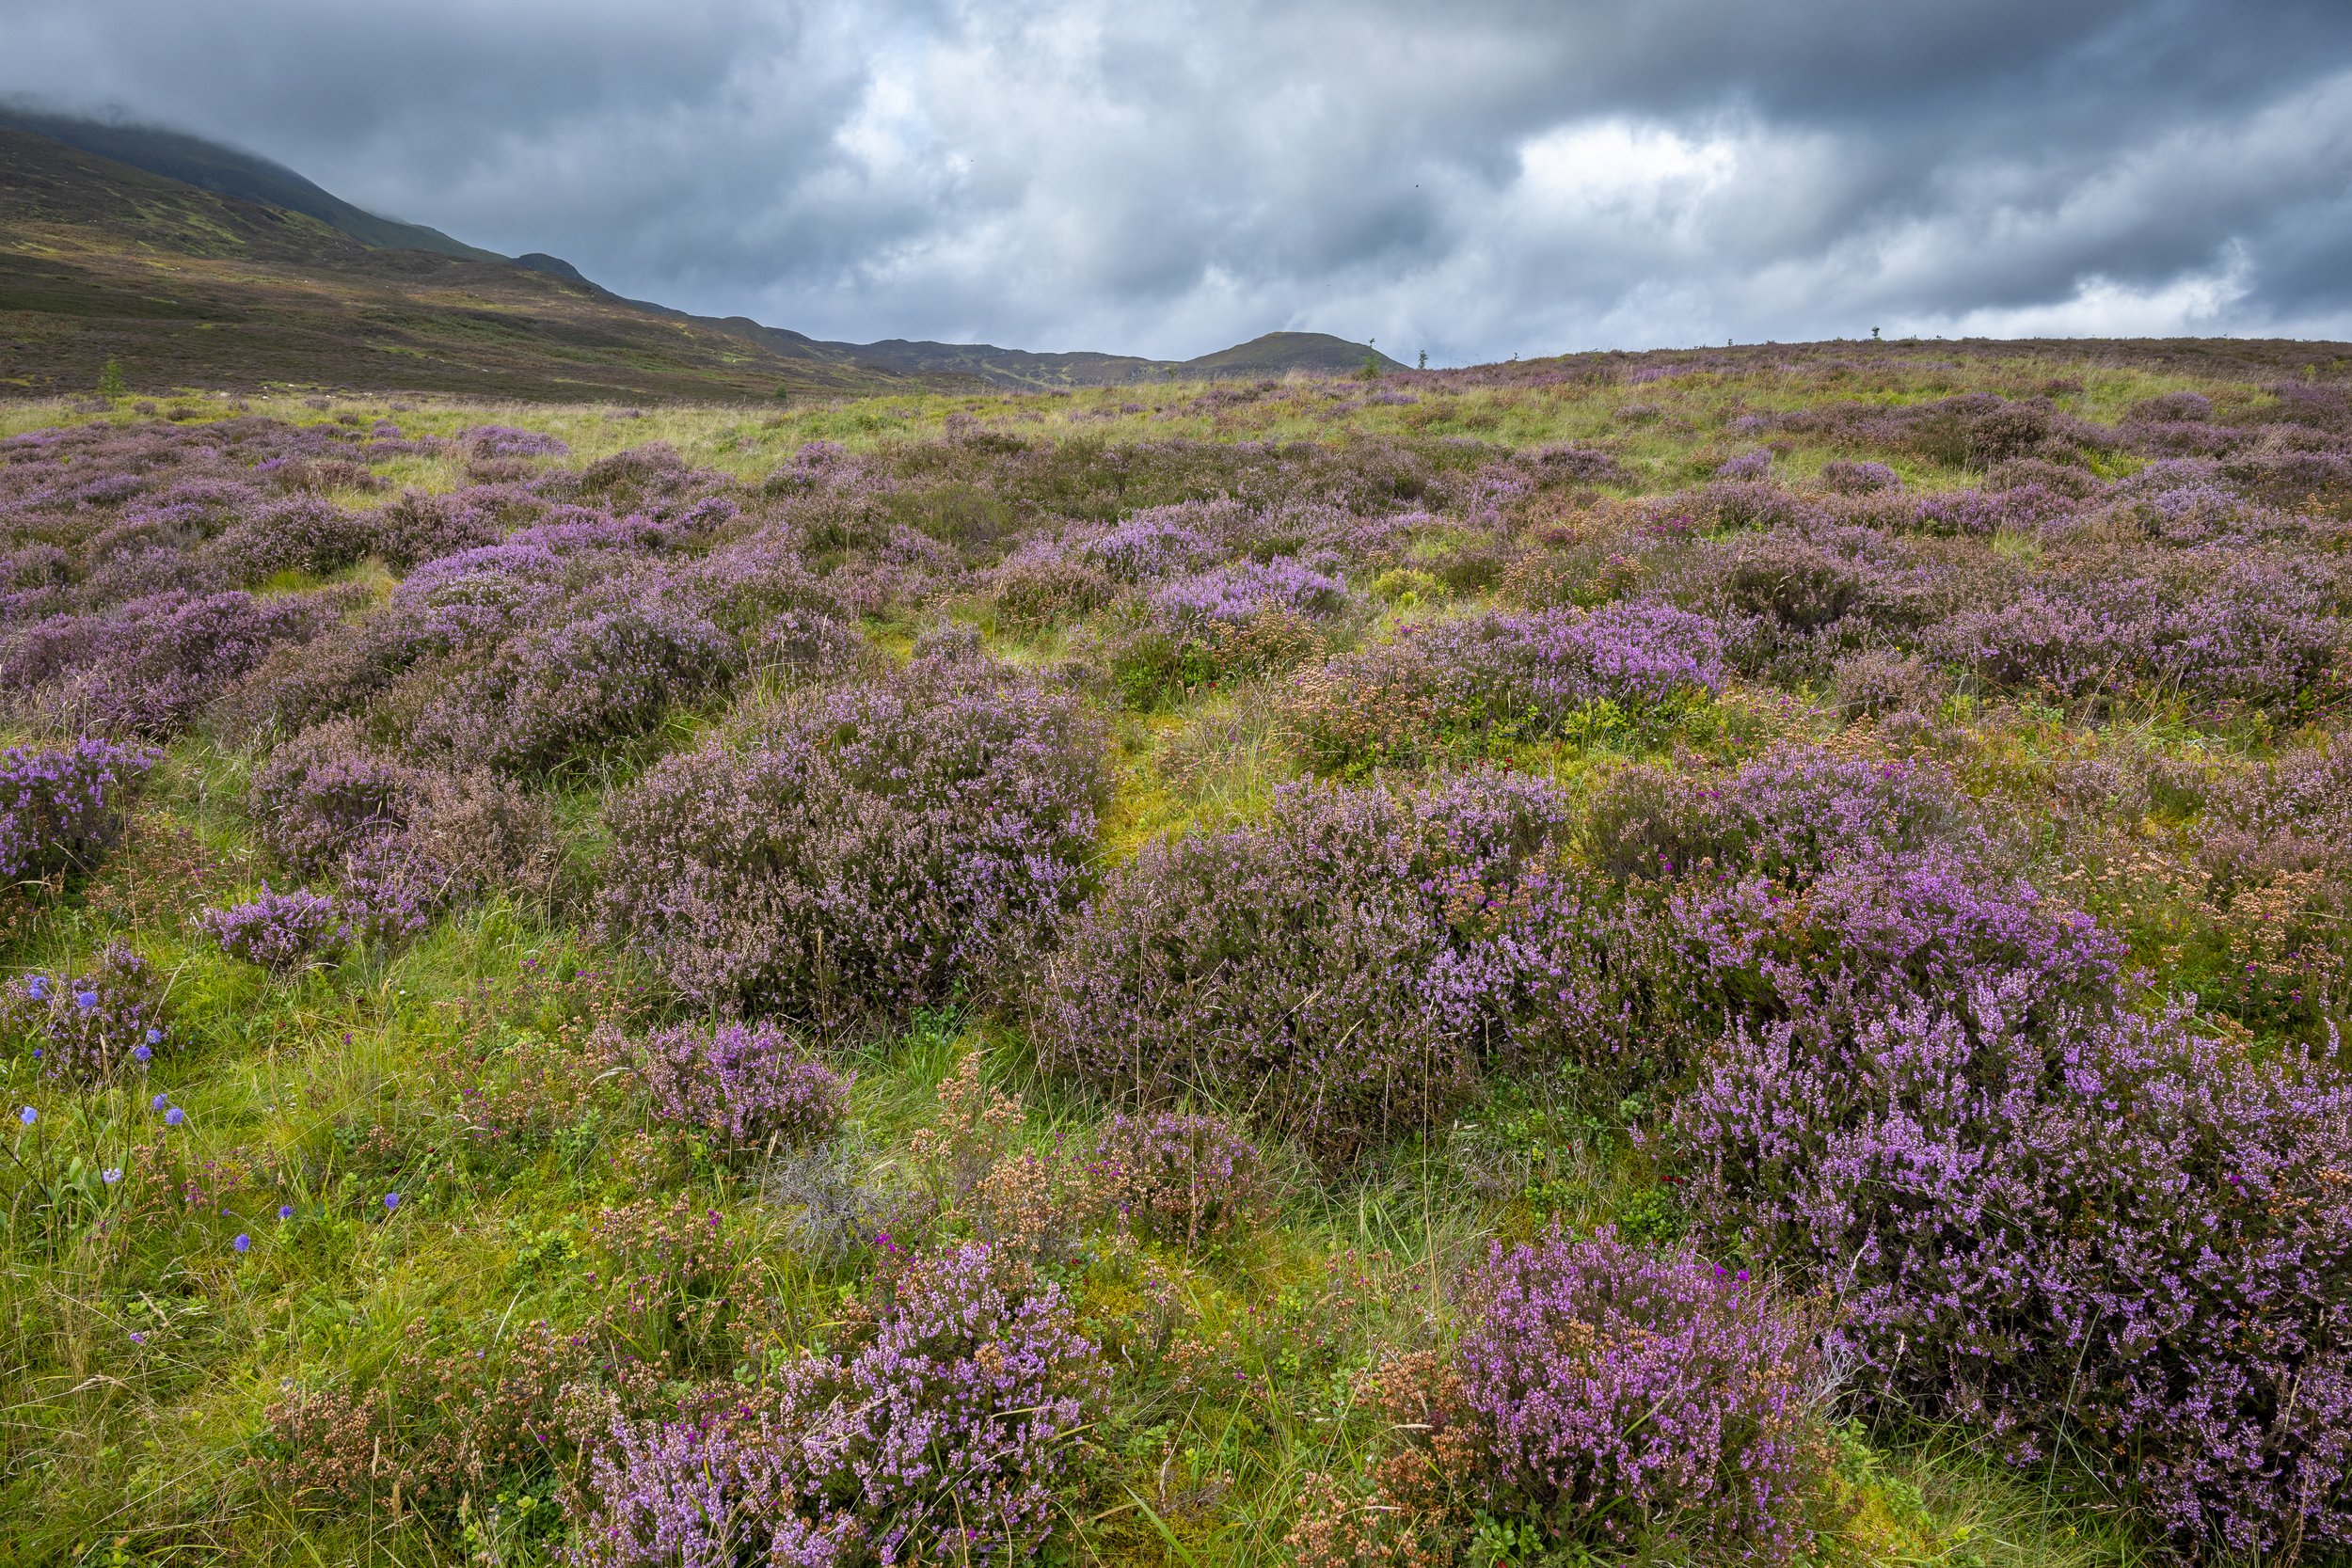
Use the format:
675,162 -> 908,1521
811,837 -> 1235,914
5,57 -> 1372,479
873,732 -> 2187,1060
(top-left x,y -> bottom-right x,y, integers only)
1187,332 -> 1406,377
0,106 -> 511,264
768,329 -> 1406,390
0,110 -> 1408,398
0,128 -> 930,400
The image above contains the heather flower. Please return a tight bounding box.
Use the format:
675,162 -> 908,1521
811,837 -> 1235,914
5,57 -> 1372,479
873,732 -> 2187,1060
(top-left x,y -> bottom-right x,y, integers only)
1451,1227 -> 1827,1560
634,1020 -> 850,1158
571,1240 -> 1104,1567
1675,995 -> 2352,1557
199,886 -> 350,971
599,657 -> 1108,1036
0,738 -> 158,882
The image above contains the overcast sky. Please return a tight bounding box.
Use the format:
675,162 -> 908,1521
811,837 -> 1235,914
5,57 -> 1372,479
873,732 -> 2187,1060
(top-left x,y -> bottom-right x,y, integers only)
5,0 -> 2350,363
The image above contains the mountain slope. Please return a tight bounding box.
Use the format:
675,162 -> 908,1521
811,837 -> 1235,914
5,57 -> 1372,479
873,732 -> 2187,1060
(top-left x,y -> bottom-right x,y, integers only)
0,129 -> 932,401
0,106 -> 506,263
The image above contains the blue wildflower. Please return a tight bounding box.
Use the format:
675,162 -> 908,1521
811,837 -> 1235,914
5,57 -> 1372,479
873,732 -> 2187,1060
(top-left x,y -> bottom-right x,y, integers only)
232,1234 -> 250,1254
164,1106 -> 184,1127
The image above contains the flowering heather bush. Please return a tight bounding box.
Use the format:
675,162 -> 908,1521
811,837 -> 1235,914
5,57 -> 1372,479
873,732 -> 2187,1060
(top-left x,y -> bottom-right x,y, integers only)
1929,558 -> 2344,711
201,496 -> 373,581
1094,1110 -> 1269,1246
199,886 -> 350,971
1909,481 -> 2083,536
1675,1001 -> 2352,1557
413,600 -> 744,775
1034,771 -> 1634,1165
1289,602 -> 1724,774
0,737 -> 156,882
599,658 -> 1109,1035
1713,449 -> 1772,479
1072,509 -> 1225,581
1817,459 -> 1901,494
4,943 -> 167,1084
1146,555 -> 1350,627
1452,1227 -> 1826,1560
1580,747 -> 1987,885
462,424 -> 570,460
571,1241 -> 1104,1567
1661,855 -> 2132,1042
4,589 -> 332,737
366,487 -> 504,570
635,1020 -> 850,1157
247,720 -> 554,937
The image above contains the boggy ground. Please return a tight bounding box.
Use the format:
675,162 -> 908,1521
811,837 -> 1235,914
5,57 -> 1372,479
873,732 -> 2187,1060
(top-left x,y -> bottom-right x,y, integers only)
0,348 -> 2348,1567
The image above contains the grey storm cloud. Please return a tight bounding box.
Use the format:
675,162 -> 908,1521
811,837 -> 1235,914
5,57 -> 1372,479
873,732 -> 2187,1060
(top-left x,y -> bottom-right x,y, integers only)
3,0 -> 2349,362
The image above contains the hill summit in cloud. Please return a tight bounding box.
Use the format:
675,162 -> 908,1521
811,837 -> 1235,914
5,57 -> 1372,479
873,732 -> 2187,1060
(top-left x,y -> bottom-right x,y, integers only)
0,108 -> 1403,395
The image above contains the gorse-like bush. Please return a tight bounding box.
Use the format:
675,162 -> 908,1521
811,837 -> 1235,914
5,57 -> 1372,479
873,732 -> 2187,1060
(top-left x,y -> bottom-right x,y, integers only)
199,887 -> 350,971
1675,1000 -> 2352,1557
572,1241 -> 1104,1567
0,737 -> 156,882
635,1020 -> 850,1157
599,657 -> 1109,1036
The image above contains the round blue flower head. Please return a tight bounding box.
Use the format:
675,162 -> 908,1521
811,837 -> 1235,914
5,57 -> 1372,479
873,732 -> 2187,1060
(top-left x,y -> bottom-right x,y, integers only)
232,1234 -> 250,1254
164,1106 -> 185,1127
16,1106 -> 34,1126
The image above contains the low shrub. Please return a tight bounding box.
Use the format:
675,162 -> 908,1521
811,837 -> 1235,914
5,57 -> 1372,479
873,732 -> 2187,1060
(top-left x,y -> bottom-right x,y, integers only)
199,886 -> 351,971
599,658 -> 1108,1036
1294,1228 -> 1828,1568
634,1020 -> 850,1158
4,590 -> 332,737
412,600 -> 744,775
247,721 -> 555,938
1094,1110 -> 1270,1246
1287,602 -> 1724,774
1579,746 -> 1985,885
0,737 -> 157,882
570,1240 -> 1104,1566
1675,1000 -> 2352,1558
1033,772 -> 1640,1167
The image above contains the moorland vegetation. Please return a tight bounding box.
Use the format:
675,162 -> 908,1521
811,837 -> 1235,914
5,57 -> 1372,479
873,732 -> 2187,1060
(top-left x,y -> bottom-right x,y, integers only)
0,345 -> 2349,1567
